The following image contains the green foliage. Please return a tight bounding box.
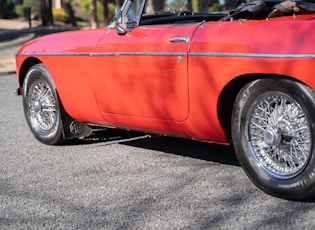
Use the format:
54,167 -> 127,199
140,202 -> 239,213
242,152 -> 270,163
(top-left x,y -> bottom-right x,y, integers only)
208,2 -> 224,12
99,2 -> 116,22
78,0 -> 90,18
14,5 -> 24,16
107,3 -> 115,22
77,0 -> 115,23
15,0 -> 40,17
97,1 -> 104,21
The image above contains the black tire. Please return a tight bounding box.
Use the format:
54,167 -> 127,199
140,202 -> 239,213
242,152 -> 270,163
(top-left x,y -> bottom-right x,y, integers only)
22,64 -> 65,145
232,78 -> 315,200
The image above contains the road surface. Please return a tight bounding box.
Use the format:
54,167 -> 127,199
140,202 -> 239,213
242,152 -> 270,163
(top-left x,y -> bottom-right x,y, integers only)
1,73 -> 315,229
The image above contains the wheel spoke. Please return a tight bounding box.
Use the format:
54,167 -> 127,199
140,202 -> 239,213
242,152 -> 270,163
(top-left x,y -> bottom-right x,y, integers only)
28,79 -> 56,131
247,93 -> 311,179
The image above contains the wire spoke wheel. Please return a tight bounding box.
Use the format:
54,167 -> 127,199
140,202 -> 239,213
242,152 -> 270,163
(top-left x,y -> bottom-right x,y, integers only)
247,92 -> 311,179
232,79 -> 315,200
28,80 -> 57,132
22,64 -> 64,145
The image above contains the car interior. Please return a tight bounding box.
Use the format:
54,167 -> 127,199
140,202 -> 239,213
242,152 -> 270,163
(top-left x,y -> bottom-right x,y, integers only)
134,0 -> 315,26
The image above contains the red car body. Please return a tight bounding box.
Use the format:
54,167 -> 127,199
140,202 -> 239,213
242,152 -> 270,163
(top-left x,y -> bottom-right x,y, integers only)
16,14 -> 315,143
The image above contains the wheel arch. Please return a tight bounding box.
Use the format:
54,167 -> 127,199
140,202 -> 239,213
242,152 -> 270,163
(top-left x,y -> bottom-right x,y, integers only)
18,57 -> 42,89
217,73 -> 306,142
20,61 -> 92,143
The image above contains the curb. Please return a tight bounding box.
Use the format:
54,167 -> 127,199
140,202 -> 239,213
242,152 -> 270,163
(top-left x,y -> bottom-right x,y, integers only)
0,33 -> 35,76
0,70 -> 16,76
0,33 -> 35,50
0,26 -> 82,76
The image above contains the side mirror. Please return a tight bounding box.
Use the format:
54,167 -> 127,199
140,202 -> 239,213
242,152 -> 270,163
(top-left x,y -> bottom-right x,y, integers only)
114,8 -> 127,36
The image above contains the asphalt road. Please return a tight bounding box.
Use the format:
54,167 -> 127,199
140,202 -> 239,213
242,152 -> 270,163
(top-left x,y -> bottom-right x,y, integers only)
1,73 -> 315,229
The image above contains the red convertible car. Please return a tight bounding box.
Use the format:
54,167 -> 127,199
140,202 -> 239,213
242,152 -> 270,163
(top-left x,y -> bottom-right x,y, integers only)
16,0 -> 315,200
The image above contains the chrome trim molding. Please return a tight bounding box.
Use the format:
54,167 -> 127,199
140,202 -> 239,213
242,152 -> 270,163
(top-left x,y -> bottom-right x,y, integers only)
92,52 -> 186,57
189,52 -> 315,59
16,52 -> 187,57
16,52 -> 315,59
16,53 -> 92,57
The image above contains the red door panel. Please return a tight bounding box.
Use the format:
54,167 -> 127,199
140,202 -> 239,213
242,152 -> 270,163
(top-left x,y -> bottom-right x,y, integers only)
93,24 -> 198,122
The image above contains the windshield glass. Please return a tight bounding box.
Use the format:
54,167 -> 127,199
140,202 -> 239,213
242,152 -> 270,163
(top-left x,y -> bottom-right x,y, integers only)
119,0 -> 235,29
143,0 -> 233,15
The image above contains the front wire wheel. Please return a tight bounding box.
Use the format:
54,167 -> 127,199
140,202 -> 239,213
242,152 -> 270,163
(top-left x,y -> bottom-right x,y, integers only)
29,79 -> 56,131
248,92 -> 311,179
232,78 -> 315,200
22,64 -> 65,145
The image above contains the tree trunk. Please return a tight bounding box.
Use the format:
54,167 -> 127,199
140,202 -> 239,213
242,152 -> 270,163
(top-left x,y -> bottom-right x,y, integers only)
147,0 -> 165,14
192,0 -> 198,12
198,0 -> 211,13
65,1 -> 77,26
41,0 -> 54,26
115,0 -> 124,7
90,0 -> 98,29
102,0 -> 109,25
187,0 -> 193,12
152,0 -> 164,12
0,1 -> 4,19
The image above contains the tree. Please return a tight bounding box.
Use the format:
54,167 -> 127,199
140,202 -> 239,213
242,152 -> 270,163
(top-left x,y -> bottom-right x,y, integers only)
0,2 -> 4,19
152,0 -> 164,12
115,0 -> 124,7
198,0 -> 211,12
195,0 -> 229,12
146,0 -> 164,14
102,0 -> 124,25
0,0 -> 14,19
41,0 -> 53,26
65,0 -> 77,26
90,0 -> 98,28
187,0 -> 193,11
102,0 -> 109,25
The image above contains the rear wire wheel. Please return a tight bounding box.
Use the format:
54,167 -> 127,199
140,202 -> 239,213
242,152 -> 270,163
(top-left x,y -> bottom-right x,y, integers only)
22,64 -> 65,145
232,78 -> 315,200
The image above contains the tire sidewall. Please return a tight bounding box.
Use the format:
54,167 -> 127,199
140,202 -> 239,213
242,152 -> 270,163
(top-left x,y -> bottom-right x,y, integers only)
232,78 -> 315,200
22,64 -> 63,145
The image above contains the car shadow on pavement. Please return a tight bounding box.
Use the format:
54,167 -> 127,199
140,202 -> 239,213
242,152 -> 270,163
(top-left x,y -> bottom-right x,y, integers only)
68,127 -> 240,167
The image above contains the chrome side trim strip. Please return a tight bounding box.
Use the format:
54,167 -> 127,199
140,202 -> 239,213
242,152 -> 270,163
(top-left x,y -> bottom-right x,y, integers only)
189,52 -> 315,59
16,52 -> 315,59
92,52 -> 186,57
16,53 -> 92,57
16,52 -> 187,57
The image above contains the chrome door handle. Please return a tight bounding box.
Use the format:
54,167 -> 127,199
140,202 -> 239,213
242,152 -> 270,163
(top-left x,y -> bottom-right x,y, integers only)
169,36 -> 190,43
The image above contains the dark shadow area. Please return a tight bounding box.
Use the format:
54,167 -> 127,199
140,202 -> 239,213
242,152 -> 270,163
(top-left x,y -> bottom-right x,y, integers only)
68,127 -> 240,167
0,26 -> 81,43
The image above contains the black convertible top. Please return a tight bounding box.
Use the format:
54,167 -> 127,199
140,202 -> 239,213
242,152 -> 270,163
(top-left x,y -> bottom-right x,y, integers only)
138,0 -> 315,26
221,0 -> 315,21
